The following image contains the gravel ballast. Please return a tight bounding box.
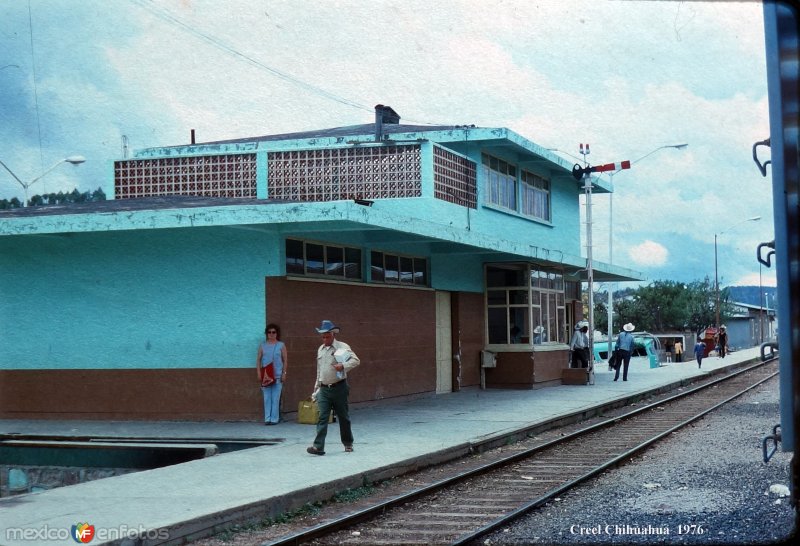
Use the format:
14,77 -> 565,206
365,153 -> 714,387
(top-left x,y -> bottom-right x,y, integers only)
480,377 -> 796,545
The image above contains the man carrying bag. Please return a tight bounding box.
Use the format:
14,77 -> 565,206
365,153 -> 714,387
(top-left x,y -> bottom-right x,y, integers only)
306,320 -> 361,456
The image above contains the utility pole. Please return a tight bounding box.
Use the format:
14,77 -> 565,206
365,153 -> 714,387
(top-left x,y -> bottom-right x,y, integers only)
579,144 -> 595,385
573,147 -> 630,386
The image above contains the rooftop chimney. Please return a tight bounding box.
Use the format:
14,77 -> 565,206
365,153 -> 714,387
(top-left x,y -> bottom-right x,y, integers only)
374,104 -> 401,141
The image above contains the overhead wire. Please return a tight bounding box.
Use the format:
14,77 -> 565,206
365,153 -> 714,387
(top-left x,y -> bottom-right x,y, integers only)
127,0 -> 459,128
27,0 -> 45,179
128,0 -> 372,113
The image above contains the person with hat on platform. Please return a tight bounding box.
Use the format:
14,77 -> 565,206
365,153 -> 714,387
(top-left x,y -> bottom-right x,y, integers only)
306,320 -> 361,456
569,321 -> 590,368
717,325 -> 728,358
614,322 -> 636,382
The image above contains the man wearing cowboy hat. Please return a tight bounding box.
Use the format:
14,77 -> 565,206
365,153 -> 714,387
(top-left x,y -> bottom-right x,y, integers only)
306,320 -> 361,456
614,323 -> 636,382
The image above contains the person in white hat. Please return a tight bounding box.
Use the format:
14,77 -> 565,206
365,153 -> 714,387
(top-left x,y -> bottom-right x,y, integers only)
569,322 -> 590,368
306,320 -> 361,456
614,323 -> 636,381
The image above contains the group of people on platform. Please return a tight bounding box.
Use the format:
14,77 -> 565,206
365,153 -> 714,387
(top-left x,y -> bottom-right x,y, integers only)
258,317 -> 730,454
570,321 -> 637,381
570,321 -> 731,382
257,319 -> 360,457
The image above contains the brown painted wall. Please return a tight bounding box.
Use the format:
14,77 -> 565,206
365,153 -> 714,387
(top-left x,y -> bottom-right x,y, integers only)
484,352 -> 535,388
484,348 -> 570,389
0,369 -> 261,420
452,292 -> 485,389
533,350 -> 569,382
266,277 -> 438,414
0,279 -> 488,421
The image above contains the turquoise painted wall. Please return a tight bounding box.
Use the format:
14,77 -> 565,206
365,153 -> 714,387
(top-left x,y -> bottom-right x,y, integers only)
430,253 -> 485,292
0,228 -> 282,370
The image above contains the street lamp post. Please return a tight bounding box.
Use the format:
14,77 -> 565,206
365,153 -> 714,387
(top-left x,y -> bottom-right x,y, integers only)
579,144 -> 596,385
605,144 -> 687,351
714,216 -> 761,331
0,156 -> 86,206
572,146 -> 640,383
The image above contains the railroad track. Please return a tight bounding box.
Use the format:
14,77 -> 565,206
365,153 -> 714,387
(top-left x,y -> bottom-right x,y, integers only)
267,358 -> 778,546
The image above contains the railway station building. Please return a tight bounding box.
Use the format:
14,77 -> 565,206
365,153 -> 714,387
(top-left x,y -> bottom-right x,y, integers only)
0,105 -> 642,421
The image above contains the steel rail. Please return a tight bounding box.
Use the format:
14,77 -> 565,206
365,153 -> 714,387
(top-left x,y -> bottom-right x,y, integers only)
264,358 -> 777,546
453,363 -> 778,545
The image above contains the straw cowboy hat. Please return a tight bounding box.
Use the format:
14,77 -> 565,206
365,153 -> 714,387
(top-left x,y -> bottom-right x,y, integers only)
623,323 -> 636,332
315,320 -> 340,333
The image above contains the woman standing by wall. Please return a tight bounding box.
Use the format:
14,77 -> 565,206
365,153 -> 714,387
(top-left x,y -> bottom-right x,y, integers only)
257,323 -> 288,425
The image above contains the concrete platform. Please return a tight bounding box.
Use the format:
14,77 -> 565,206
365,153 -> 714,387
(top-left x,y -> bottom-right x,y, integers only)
0,348 -> 764,545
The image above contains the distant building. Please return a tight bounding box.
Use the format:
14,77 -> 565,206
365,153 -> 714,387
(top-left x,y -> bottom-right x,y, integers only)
0,105 -> 642,420
725,301 -> 777,350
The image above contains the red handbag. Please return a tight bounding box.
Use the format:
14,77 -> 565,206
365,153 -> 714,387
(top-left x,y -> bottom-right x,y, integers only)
261,362 -> 275,386
260,343 -> 278,386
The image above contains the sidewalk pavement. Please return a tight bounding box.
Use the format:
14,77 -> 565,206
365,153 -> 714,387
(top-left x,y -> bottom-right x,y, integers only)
0,348 -> 763,545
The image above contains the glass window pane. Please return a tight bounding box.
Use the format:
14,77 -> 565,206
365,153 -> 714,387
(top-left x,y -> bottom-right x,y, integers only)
286,239 -> 304,274
306,243 -> 324,275
400,256 -> 414,284
487,266 -> 525,287
345,247 -> 362,279
508,176 -> 517,209
487,290 -> 506,305
488,308 -> 507,344
413,258 -> 427,285
326,246 -> 344,277
385,254 -> 399,283
509,308 -> 527,343
546,293 -> 558,343
370,251 -> 385,282
509,290 -> 528,304
532,308 -> 546,344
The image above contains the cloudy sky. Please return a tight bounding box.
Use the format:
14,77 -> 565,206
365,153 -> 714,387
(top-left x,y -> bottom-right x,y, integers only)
1,0 -> 776,288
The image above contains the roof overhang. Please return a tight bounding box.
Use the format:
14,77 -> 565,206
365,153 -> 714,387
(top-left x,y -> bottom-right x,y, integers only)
0,197 -> 642,282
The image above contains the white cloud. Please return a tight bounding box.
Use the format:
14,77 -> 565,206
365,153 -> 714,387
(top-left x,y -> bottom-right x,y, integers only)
0,0 -> 775,287
628,240 -> 669,267
732,272 -> 777,288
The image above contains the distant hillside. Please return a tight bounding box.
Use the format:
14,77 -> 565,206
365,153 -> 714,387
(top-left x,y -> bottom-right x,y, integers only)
728,285 -> 777,307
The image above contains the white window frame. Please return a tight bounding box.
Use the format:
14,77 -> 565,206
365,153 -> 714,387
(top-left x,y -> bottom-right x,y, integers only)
521,169 -> 551,221
485,264 -> 568,347
482,153 -> 517,210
